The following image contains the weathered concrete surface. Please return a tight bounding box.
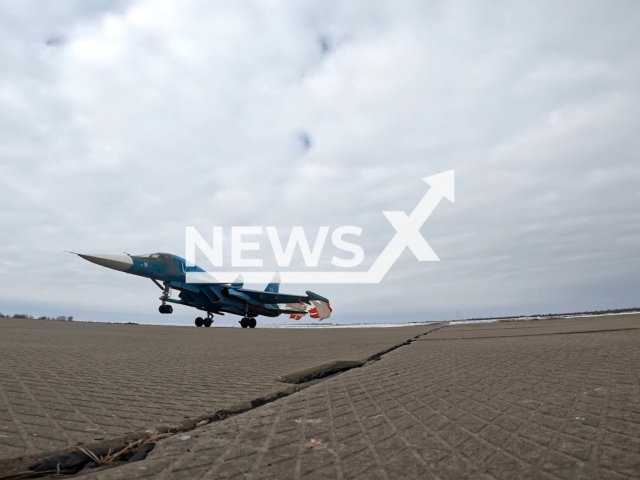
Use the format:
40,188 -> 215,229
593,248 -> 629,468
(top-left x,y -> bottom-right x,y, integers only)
80,314 -> 640,480
0,318 -> 437,469
426,314 -> 640,339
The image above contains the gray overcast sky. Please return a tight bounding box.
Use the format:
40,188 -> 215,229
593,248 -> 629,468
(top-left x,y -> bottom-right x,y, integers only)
1,0 -> 639,325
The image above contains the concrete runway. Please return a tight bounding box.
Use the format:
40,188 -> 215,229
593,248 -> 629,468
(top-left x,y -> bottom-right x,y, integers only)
0,318 -> 437,474
1,314 -> 639,479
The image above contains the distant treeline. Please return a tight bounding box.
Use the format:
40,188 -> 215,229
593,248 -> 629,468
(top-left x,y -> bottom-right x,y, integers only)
0,313 -> 74,321
464,307 -> 640,322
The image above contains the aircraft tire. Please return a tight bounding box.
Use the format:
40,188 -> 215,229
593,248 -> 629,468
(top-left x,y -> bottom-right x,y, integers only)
204,318 -> 212,327
195,317 -> 204,327
249,318 -> 257,328
159,305 -> 173,314
240,317 -> 249,328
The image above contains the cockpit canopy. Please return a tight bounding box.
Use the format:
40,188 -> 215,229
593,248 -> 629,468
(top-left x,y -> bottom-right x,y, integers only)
138,252 -> 174,261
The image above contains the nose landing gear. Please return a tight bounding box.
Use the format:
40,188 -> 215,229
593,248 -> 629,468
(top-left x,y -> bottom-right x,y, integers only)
159,282 -> 173,314
159,304 -> 173,314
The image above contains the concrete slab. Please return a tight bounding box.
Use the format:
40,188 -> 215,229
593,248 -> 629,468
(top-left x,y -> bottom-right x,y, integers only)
0,317 -> 438,471
425,314 -> 640,339
76,315 -> 640,480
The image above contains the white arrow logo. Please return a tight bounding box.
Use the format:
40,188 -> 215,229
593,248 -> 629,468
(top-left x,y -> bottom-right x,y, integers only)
187,170 -> 454,284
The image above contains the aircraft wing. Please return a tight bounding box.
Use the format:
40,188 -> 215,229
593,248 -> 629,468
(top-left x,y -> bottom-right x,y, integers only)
235,288 -> 332,320
236,288 -> 327,305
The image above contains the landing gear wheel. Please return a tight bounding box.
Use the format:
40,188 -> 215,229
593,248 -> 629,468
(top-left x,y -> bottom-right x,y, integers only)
195,317 -> 204,327
239,317 -> 256,328
204,318 -> 212,327
159,305 -> 173,314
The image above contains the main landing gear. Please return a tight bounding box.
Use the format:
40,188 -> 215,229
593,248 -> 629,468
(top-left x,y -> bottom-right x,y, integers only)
195,313 -> 214,328
239,317 -> 257,329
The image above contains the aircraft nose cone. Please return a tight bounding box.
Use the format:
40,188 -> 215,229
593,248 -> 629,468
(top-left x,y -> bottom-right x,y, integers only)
78,254 -> 133,272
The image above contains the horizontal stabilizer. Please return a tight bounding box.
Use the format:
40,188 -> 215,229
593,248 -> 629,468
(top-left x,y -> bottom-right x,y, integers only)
306,290 -> 329,303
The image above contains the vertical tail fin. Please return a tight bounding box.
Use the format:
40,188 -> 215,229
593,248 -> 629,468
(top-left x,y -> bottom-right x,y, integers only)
265,272 -> 280,293
231,274 -> 244,289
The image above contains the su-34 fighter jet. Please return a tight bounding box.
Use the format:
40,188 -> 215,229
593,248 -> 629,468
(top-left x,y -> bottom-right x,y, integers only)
73,253 -> 331,328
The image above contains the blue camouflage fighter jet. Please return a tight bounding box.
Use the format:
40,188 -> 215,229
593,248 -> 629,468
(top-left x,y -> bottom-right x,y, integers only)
74,253 -> 332,328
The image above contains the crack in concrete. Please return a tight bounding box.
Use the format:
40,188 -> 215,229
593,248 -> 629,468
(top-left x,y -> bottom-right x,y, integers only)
0,325 -> 444,479
279,325 -> 446,386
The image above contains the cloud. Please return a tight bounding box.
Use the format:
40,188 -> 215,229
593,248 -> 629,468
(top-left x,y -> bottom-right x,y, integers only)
296,131 -> 312,153
0,0 -> 639,324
